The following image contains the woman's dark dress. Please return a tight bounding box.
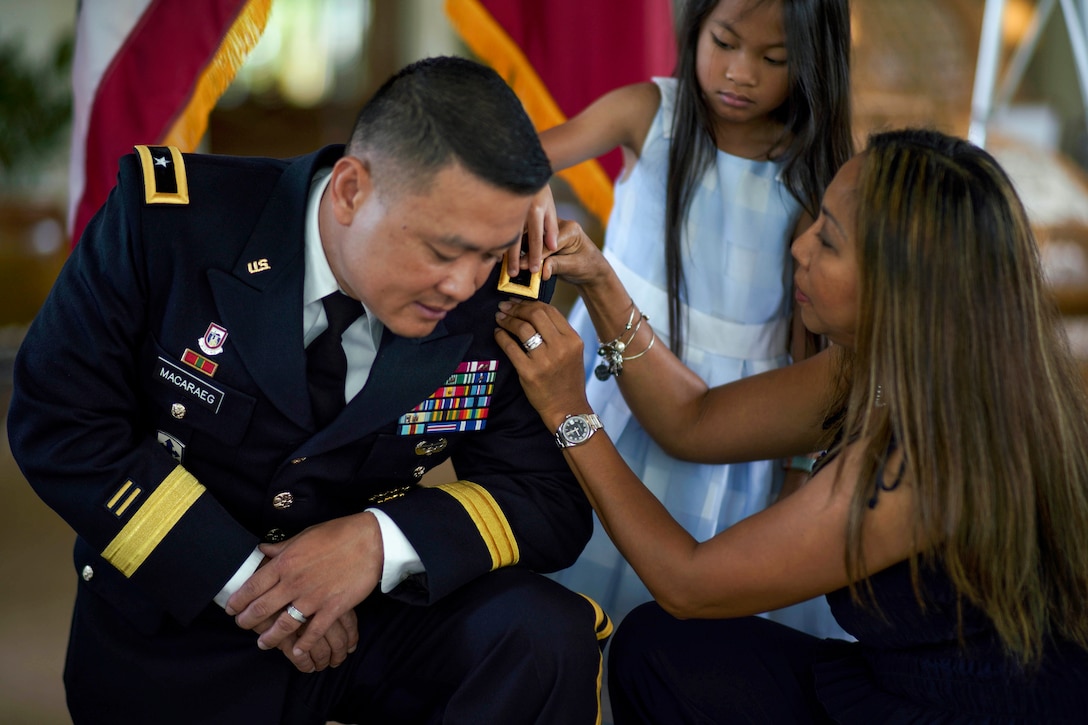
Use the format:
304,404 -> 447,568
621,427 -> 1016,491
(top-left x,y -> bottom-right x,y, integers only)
815,558 -> 1088,723
608,462 -> 1088,724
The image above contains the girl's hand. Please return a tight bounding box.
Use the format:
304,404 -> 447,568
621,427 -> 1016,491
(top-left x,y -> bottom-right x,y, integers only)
509,185 -> 559,277
542,220 -> 611,288
495,299 -> 591,428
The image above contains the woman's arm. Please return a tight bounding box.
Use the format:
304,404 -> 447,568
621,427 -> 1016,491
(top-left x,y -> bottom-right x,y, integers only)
512,83 -> 662,276
494,304 -> 914,617
500,228 -> 843,462
554,426 -> 917,619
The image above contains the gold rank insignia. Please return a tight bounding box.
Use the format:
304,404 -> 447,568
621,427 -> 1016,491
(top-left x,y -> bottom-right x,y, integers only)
496,249 -> 542,299
106,480 -> 142,518
134,145 -> 189,205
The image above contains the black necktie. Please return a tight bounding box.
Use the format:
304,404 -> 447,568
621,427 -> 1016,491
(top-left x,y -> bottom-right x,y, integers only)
307,292 -> 364,428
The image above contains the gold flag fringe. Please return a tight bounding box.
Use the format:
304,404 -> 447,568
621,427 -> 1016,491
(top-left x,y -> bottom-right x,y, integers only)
163,0 -> 272,151
444,0 -> 614,227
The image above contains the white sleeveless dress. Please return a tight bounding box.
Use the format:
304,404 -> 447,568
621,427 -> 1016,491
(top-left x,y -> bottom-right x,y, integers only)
554,77 -> 849,639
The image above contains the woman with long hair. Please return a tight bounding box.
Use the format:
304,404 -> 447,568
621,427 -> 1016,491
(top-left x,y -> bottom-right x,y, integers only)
496,128 -> 1088,722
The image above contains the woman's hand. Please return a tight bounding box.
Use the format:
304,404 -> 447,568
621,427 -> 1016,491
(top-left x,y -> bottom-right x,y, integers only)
541,220 -> 612,288
509,185 -> 559,277
495,299 -> 592,428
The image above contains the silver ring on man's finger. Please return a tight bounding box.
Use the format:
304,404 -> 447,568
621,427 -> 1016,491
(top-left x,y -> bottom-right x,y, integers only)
285,604 -> 309,624
522,333 -> 544,351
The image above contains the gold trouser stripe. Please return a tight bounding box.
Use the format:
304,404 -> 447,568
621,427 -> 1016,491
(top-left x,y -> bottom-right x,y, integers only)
578,593 -> 612,725
578,593 -> 615,642
435,480 -> 519,569
102,466 -> 205,577
594,651 -> 604,725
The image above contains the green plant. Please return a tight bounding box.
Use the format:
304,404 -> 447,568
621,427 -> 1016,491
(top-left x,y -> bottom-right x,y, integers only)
0,33 -> 73,183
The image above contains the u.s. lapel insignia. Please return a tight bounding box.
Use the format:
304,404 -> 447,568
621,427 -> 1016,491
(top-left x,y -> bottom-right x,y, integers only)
247,258 -> 271,274
181,348 -> 218,377
198,323 -> 229,356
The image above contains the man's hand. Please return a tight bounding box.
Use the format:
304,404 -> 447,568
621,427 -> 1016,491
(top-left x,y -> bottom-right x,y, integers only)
251,608 -> 359,673
226,511 -> 383,659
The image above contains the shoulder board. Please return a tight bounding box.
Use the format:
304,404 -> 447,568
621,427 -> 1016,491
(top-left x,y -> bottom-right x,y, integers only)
497,249 -> 544,300
134,145 -> 189,205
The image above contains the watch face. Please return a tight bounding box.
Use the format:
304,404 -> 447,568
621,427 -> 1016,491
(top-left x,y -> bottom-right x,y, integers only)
561,416 -> 591,443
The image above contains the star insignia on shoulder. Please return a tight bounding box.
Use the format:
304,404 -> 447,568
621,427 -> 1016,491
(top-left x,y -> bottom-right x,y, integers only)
154,155 -> 171,168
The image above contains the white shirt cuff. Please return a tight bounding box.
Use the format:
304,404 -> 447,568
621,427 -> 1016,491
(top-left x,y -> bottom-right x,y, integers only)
213,547 -> 265,608
367,507 -> 425,593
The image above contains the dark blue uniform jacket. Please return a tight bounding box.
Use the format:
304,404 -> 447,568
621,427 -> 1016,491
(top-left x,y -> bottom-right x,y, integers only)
8,144 -> 591,649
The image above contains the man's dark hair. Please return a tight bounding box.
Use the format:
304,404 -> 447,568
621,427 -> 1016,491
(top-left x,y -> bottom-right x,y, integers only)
347,56 -> 551,197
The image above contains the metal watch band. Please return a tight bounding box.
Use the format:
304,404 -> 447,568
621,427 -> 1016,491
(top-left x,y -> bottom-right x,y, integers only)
555,413 -> 603,448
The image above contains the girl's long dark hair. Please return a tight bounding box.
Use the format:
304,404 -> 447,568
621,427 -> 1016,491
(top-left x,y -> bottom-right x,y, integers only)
665,0 -> 853,355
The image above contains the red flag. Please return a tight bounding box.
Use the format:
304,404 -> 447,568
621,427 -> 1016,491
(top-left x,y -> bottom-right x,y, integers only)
445,0 -> 676,226
68,0 -> 271,245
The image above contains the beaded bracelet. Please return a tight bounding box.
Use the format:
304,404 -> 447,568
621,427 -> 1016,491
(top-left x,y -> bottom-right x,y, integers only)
594,310 -> 652,380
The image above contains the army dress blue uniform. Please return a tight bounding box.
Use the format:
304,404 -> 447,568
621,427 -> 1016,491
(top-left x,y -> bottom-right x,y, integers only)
8,145 -> 609,724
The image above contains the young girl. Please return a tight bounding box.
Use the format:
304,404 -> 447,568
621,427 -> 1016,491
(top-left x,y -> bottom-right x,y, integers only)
536,0 -> 853,634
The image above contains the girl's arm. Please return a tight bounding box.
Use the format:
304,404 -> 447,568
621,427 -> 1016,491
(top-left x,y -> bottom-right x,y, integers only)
512,83 -> 662,276
539,82 -> 661,171
494,302 -> 915,618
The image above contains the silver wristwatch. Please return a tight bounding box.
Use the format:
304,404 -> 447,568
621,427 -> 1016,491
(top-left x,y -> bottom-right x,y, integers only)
555,413 -> 603,448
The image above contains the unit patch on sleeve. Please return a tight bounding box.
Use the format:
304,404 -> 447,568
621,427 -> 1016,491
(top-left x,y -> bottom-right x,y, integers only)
397,360 -> 497,435
157,431 -> 186,462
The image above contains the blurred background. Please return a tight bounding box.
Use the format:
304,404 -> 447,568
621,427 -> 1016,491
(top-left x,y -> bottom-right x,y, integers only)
2,0 -> 1088,722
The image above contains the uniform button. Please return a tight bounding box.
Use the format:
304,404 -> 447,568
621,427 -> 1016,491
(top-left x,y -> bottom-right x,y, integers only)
290,457 -> 307,465
171,403 -> 186,419
272,492 -> 294,510
264,528 -> 287,543
81,565 -> 94,581
413,466 -> 427,480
